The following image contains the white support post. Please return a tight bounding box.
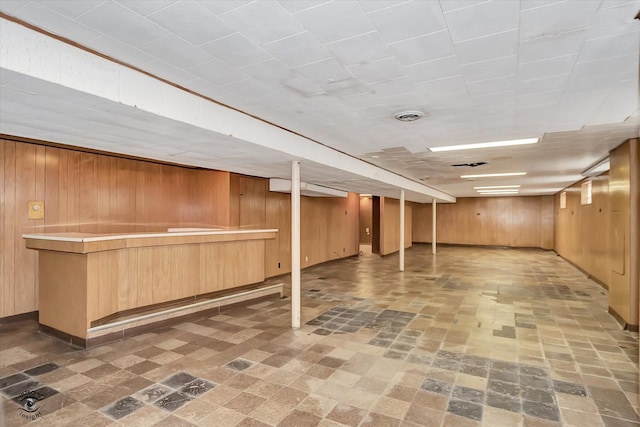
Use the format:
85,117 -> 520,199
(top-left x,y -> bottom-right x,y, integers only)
291,160 -> 301,328
399,190 -> 405,272
432,199 -> 437,255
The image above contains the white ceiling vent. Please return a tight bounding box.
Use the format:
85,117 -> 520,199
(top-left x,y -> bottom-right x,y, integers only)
394,111 -> 424,122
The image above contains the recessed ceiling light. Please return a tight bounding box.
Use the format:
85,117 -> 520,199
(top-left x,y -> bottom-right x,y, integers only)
429,138 -> 538,152
394,111 -> 424,122
461,172 -> 526,179
477,189 -> 520,193
473,185 -> 521,189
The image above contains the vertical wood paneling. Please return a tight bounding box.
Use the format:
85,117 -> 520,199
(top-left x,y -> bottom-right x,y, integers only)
0,140 -> 5,316
1,138 -> 233,317
44,147 -> 60,233
79,153 -> 98,233
239,176 -> 266,228
67,151 -> 81,232
14,143 -> 37,314
609,142 -> 632,323
380,197 -> 412,256
1,140 -> 13,317
412,196 -> 552,249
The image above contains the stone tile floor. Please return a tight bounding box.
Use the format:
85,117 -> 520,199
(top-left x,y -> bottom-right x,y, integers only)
1,245 -> 638,426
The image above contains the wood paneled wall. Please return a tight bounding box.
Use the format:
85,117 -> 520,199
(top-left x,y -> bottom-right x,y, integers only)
1,139 -> 362,317
412,196 -> 554,249
554,174 -> 610,284
1,138 -> 232,317
554,138 -> 639,328
231,177 -> 360,278
380,197 -> 412,256
608,142 -> 633,324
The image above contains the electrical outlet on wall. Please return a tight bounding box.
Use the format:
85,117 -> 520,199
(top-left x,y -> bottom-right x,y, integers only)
305,256 -> 308,262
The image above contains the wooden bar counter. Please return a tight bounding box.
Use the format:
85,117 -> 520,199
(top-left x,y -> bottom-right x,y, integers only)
24,229 -> 277,346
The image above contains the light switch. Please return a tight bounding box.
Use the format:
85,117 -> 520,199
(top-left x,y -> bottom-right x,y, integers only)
28,201 -> 44,219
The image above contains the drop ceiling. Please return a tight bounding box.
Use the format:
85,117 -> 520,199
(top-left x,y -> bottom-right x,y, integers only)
1,0 -> 639,201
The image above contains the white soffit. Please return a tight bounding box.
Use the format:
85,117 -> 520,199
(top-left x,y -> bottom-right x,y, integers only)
269,179 -> 348,198
0,17 -> 454,203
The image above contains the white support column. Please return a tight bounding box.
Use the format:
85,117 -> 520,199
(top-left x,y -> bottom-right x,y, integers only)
432,199 -> 437,255
399,190 -> 405,272
291,160 -> 301,328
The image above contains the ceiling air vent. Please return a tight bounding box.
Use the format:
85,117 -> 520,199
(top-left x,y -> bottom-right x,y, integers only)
394,111 -> 424,122
451,162 -> 487,168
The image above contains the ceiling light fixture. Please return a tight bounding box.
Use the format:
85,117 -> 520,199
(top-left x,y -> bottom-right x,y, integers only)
461,172 -> 526,179
478,192 -> 519,196
473,185 -> 521,189
477,190 -> 520,194
429,137 -> 538,152
394,111 -> 424,122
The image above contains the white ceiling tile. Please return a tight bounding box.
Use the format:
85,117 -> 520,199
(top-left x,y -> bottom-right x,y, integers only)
517,74 -> 570,96
186,58 -> 248,86
439,0 -> 488,13
444,0 -> 519,43
319,77 -> 371,97
83,34 -> 157,66
368,1 -> 446,43
0,0 -> 28,14
516,90 -> 564,107
293,1 -> 374,44
280,76 -> 325,97
201,33 -> 271,67
223,78 -> 277,100
114,0 -> 178,16
388,30 -> 455,66
454,30 -> 518,64
140,34 -> 212,68
196,0 -> 254,15
277,0 -> 332,13
589,79 -> 639,125
519,0 -> 601,41
294,58 -> 354,86
369,77 -> 417,98
348,57 -> 406,84
11,1 -> 100,44
326,31 -> 393,67
35,0 -> 104,18
146,1 -> 233,45
517,54 -> 577,80
459,55 -> 517,83
518,28 -> 587,64
416,75 -> 467,96
520,0 -> 567,12
263,31 -> 332,67
468,89 -> 516,106
405,56 -> 460,83
578,32 -> 639,63
337,92 -> 384,109
219,1 -> 305,45
240,59 -> 299,84
571,53 -> 638,79
76,1 -> 169,46
586,2 -> 640,38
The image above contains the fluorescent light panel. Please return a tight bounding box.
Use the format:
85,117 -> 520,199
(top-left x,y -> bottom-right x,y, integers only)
461,172 -> 526,179
473,185 -> 521,189
477,190 -> 519,194
429,137 -> 538,152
